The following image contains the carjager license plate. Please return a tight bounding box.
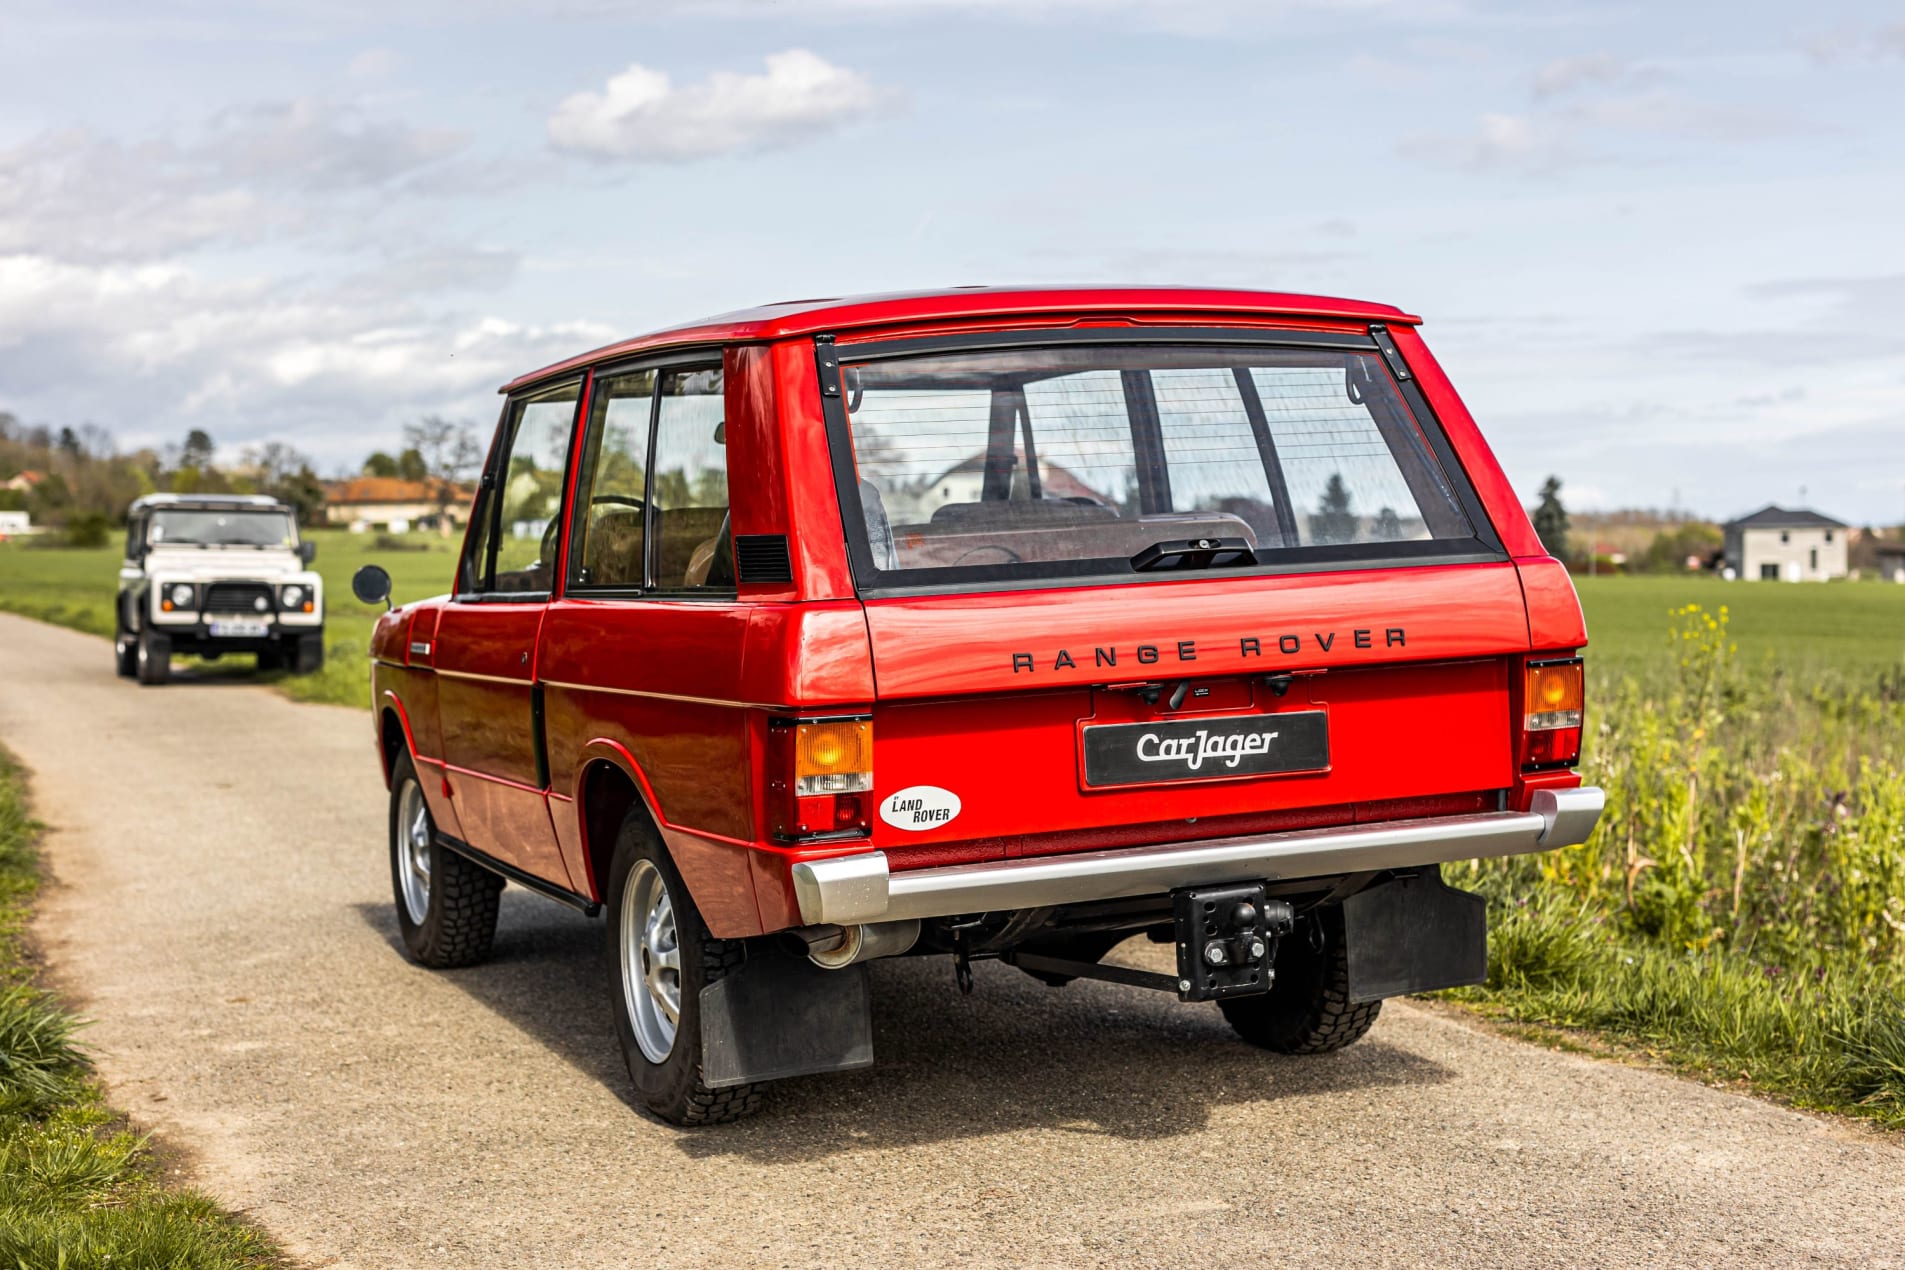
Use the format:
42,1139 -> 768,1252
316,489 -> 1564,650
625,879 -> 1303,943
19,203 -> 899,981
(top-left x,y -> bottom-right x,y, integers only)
1081,711 -> 1329,787
208,619 -> 269,638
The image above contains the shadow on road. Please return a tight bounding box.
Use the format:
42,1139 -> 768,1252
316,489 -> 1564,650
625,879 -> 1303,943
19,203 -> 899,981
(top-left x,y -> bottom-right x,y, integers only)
354,890 -> 1453,1161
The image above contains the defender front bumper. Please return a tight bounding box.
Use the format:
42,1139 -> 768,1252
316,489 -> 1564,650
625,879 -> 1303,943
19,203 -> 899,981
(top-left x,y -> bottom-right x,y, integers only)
791,786 -> 1605,926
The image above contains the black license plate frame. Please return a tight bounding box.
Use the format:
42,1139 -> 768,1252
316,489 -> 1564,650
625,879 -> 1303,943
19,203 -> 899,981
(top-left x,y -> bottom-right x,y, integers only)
1080,709 -> 1329,788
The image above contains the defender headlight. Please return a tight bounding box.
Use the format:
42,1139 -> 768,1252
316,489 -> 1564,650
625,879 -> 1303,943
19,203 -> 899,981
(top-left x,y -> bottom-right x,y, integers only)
163,583 -> 195,612
281,584 -> 304,610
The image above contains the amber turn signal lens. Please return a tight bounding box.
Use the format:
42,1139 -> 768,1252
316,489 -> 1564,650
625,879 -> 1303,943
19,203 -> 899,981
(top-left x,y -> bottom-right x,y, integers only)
1525,661 -> 1584,731
795,721 -> 870,779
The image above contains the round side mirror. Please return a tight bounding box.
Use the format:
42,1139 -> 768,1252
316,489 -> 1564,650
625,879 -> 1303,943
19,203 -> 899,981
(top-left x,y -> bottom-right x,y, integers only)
352,564 -> 393,608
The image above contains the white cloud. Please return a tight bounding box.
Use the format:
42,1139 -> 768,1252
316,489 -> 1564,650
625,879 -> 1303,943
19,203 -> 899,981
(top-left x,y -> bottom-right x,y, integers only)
348,47 -> 400,79
547,49 -> 884,162
0,103 -> 468,263
1532,54 -> 1629,99
1405,111 -> 1577,173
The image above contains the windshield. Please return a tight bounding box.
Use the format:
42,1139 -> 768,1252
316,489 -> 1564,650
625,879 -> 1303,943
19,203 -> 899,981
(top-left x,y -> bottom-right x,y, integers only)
148,508 -> 296,548
832,341 -> 1484,588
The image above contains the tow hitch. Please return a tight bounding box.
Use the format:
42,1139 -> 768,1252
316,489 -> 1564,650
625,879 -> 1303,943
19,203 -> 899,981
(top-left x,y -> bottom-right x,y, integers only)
1004,883 -> 1294,1002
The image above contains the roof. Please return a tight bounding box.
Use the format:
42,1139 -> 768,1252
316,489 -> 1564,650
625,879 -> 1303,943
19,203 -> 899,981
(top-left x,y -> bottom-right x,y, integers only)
130,493 -> 287,511
323,477 -> 470,505
501,285 -> 1421,393
1723,504 -> 1849,531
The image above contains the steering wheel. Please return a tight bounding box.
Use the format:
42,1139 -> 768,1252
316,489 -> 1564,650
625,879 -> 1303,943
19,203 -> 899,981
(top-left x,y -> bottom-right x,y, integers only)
591,494 -> 646,511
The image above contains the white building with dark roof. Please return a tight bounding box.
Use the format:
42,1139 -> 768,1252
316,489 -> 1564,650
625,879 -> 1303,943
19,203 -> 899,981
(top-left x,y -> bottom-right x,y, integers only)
1722,505 -> 1848,581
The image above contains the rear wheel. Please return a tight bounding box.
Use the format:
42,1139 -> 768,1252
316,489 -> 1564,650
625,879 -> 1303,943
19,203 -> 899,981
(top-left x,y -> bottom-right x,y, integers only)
389,751 -> 500,968
135,630 -> 170,686
1219,906 -> 1381,1054
604,814 -> 760,1125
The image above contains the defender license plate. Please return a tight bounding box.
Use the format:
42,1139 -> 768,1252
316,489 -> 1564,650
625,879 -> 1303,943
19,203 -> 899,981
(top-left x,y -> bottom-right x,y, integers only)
208,619 -> 269,638
1081,710 -> 1328,787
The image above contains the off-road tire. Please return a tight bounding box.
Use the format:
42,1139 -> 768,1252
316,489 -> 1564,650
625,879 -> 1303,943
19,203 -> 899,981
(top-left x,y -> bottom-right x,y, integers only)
135,629 -> 171,686
604,814 -> 761,1126
114,628 -> 137,678
1219,905 -> 1381,1054
389,751 -> 501,969
293,633 -> 324,675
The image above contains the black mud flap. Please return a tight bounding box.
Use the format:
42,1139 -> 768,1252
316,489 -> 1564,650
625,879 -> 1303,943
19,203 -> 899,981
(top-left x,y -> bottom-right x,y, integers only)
1341,869 -> 1487,1004
698,953 -> 875,1089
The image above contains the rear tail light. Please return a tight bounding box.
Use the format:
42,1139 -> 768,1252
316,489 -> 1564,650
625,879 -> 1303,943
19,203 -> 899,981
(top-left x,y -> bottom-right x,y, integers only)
768,716 -> 872,840
1520,658 -> 1583,769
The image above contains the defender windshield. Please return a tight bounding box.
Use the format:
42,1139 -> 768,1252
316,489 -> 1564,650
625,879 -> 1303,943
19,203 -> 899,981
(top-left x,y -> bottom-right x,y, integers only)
149,508 -> 296,548
832,341 -> 1486,589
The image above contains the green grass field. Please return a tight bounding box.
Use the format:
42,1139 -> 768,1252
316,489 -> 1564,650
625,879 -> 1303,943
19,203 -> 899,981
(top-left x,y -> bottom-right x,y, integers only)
0,530 -> 463,707
1575,574 -> 1905,679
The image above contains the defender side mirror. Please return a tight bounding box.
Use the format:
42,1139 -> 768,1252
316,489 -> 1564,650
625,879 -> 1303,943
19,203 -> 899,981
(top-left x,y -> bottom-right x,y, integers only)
352,564 -> 393,610
299,540 -> 318,566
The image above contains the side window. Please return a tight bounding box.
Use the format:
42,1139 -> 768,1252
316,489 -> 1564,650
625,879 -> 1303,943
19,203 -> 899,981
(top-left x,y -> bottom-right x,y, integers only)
486,381 -> 582,594
649,367 -> 731,593
568,369 -> 657,590
125,514 -> 144,561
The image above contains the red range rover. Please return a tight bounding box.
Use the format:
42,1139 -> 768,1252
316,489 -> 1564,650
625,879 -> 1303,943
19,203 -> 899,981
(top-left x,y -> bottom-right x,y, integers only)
355,286 -> 1602,1125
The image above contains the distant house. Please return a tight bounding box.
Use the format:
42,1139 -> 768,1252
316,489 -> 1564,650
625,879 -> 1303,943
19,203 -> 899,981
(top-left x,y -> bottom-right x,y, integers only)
1722,505 -> 1849,582
0,510 -> 30,537
2,470 -> 45,493
1875,542 -> 1905,585
322,477 -> 473,534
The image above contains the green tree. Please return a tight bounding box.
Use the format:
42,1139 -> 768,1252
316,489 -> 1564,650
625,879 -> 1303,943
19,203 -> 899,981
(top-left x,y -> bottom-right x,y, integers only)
1309,472 -> 1358,544
397,447 -> 429,482
1532,476 -> 1570,560
180,429 -> 216,470
362,452 -> 400,478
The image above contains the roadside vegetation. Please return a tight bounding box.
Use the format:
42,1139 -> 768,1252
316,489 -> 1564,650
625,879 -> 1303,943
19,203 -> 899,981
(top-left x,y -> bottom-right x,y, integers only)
0,747 -> 279,1266
1450,586 -> 1905,1125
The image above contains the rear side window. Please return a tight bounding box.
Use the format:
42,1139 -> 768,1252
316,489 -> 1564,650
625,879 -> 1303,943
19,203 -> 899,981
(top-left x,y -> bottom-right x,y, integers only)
649,367 -> 732,593
832,341 -> 1485,590
568,369 -> 657,590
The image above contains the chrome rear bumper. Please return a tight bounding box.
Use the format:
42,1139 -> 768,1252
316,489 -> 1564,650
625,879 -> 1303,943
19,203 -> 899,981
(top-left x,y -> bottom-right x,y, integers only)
791,786 -> 1604,926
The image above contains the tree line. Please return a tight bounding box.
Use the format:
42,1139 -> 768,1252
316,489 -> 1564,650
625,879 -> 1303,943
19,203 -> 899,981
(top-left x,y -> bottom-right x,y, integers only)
0,411 -> 481,545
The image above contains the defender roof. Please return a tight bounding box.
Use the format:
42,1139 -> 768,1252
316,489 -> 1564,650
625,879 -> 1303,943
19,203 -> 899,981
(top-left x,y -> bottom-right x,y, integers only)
130,493 -> 289,512
501,285 -> 1421,394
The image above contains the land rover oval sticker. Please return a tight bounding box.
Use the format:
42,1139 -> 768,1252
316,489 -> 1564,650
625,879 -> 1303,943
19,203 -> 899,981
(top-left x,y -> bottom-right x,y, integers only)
880,785 -> 962,831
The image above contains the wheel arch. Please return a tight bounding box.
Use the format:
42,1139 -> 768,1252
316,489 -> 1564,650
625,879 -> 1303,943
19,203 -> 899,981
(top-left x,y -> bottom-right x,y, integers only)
378,689 -> 418,789
571,739 -> 765,937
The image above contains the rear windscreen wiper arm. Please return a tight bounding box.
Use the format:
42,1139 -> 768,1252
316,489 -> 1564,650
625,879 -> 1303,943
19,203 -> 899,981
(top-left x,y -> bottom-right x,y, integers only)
1130,537 -> 1258,572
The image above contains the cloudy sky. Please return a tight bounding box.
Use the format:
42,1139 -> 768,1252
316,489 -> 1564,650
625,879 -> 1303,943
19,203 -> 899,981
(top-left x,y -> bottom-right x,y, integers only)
2,0 -> 1902,523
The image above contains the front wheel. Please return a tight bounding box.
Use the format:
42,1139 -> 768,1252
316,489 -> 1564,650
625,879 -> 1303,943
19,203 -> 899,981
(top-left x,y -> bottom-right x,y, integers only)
389,751 -> 500,968
604,815 -> 760,1125
114,629 -> 137,678
135,630 -> 170,686
1219,906 -> 1381,1054
292,633 -> 324,675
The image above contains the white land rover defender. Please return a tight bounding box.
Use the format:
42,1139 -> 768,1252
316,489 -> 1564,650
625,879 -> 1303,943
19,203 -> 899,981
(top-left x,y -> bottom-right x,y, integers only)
115,493 -> 324,686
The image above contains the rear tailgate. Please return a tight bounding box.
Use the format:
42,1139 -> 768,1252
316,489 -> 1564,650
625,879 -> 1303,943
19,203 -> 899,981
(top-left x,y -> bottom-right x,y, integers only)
863,562 -> 1529,867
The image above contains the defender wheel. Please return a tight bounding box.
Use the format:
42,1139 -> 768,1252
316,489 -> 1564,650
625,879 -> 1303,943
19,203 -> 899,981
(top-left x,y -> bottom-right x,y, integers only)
389,751 -> 500,968
293,634 -> 324,675
604,814 -> 760,1126
256,646 -> 285,673
1219,906 -> 1381,1055
114,630 -> 137,678
135,630 -> 171,686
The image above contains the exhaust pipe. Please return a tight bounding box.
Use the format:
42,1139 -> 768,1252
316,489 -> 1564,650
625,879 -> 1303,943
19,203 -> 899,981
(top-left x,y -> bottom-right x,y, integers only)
797,919 -> 921,969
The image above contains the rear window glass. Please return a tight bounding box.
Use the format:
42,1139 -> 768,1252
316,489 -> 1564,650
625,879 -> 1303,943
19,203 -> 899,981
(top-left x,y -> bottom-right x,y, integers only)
834,342 -> 1481,588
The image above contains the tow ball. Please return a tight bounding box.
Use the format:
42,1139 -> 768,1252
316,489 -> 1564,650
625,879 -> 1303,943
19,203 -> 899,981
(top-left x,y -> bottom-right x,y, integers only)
1171,883 -> 1293,1002
1003,883 -> 1294,1002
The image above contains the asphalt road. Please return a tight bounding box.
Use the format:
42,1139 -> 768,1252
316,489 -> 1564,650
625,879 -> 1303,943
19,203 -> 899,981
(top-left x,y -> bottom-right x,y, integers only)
2,611 -> 1902,1269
